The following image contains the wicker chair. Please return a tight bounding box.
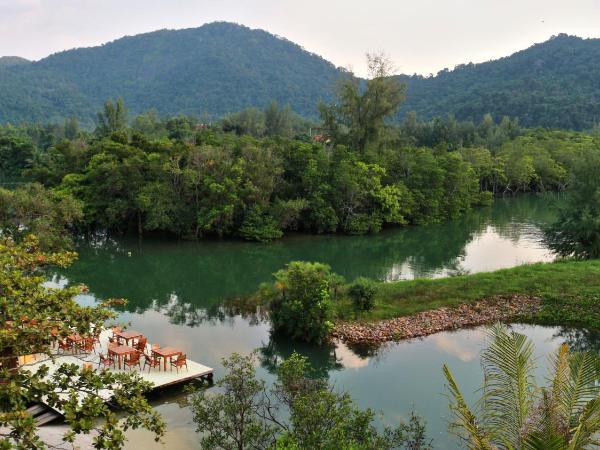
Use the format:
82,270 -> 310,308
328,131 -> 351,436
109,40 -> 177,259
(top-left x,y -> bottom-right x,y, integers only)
111,326 -> 122,344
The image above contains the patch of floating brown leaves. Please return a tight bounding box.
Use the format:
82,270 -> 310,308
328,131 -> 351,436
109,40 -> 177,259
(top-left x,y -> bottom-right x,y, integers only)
331,295 -> 542,345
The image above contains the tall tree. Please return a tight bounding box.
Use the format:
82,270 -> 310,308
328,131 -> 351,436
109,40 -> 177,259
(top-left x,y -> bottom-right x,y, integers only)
264,101 -> 292,137
319,53 -> 406,152
96,98 -> 128,137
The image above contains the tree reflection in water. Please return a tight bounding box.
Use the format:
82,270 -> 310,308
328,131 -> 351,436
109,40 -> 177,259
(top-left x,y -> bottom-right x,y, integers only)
157,293 -> 268,327
553,327 -> 600,353
259,333 -> 343,380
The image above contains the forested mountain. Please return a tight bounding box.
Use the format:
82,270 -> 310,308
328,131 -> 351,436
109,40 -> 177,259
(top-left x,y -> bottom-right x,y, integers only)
1,23 -> 599,129
398,34 -> 600,129
0,56 -> 30,67
0,22 -> 341,125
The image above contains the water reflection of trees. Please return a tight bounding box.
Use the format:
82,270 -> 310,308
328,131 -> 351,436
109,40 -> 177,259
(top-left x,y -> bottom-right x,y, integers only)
55,195 -> 554,321
148,294 -> 268,327
553,327 -> 600,353
158,296 -> 233,327
258,334 -> 343,379
490,194 -> 559,243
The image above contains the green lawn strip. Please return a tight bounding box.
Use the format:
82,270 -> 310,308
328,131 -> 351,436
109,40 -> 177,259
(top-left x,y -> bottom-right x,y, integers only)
335,260 -> 600,328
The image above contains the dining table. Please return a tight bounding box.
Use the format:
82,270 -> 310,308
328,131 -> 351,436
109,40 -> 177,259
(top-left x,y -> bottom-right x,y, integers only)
113,330 -> 143,346
66,333 -> 84,352
67,333 -> 84,344
108,345 -> 139,370
152,347 -> 183,371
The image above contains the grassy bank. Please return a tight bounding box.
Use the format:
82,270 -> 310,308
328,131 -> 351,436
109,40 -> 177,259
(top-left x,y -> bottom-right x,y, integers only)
335,259 -> 600,330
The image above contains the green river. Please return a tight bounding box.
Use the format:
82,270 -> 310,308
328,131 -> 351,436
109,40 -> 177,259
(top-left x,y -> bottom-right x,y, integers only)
54,195 -> 598,449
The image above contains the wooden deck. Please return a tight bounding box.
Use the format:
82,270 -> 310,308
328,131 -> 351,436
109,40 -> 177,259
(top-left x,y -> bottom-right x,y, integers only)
21,329 -> 213,418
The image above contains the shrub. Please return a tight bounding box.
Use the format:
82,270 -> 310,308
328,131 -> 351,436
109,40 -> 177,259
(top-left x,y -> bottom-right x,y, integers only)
347,277 -> 378,311
238,205 -> 283,242
477,190 -> 493,206
265,261 -> 334,343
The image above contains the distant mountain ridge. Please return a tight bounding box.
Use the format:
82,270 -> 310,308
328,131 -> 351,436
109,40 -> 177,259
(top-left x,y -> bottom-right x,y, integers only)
0,56 -> 31,67
397,34 -> 600,129
0,22 -> 342,125
1,23 -> 599,129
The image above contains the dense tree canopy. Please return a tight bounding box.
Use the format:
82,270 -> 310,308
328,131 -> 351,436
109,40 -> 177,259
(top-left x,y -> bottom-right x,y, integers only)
397,34 -> 600,130
1,106 -> 598,245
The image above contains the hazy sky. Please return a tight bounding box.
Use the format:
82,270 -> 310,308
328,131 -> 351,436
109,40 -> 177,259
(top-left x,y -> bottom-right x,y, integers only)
1,0 -> 599,76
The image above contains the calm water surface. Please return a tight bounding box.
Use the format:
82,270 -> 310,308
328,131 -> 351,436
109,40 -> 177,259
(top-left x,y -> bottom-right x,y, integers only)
57,195 -> 596,449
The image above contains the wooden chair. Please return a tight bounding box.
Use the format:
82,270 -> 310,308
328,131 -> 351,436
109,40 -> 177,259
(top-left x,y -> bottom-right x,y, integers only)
142,352 -> 161,373
124,351 -> 141,371
111,326 -> 122,344
170,353 -> 188,373
135,337 -> 147,352
151,344 -> 162,365
98,353 -> 115,369
49,327 -> 59,348
80,337 -> 96,354
58,339 -> 72,353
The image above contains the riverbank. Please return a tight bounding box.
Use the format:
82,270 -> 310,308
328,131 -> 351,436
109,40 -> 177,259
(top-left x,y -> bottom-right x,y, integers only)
332,295 -> 541,345
333,259 -> 600,345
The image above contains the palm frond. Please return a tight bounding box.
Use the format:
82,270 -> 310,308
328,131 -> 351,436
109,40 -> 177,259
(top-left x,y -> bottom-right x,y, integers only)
443,364 -> 494,450
561,351 -> 600,428
550,344 -> 571,410
523,431 -> 567,450
479,324 -> 538,448
567,397 -> 600,450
